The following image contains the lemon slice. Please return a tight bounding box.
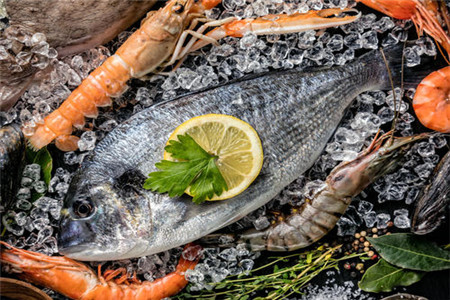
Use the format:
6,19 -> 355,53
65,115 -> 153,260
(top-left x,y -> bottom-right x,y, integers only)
164,114 -> 263,200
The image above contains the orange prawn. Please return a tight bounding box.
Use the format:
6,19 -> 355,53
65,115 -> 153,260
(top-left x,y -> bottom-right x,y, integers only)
26,0 -> 361,152
0,241 -> 202,300
356,0 -> 450,61
413,65 -> 450,133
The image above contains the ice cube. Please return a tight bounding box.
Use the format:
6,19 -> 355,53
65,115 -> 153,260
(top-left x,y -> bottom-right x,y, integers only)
37,226 -> 53,243
21,177 -> 33,188
218,248 -> 238,262
16,187 -> 31,200
416,142 -> 435,158
429,135 -> 447,149
334,128 -> 361,144
239,259 -> 254,274
33,181 -> 47,194
363,211 -> 377,227
376,213 -> 391,229
78,131 -> 97,152
361,31 -> 378,49
16,199 -> 32,210
185,269 -> 205,283
253,216 -> 270,230
374,16 -> 395,32
337,217 -> 357,236
326,34 -> 344,52
404,47 -> 421,67
63,151 -> 79,165
394,208 -> 409,216
14,211 -> 27,226
394,214 -> 411,229
32,217 -> 50,231
343,32 -> 362,49
23,164 -> 41,181
357,200 -> 373,214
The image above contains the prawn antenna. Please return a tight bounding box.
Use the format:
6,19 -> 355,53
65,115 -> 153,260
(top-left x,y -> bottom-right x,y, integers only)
379,47 -> 399,143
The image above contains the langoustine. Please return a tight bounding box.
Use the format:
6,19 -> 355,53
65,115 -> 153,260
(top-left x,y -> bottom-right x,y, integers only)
0,241 -> 202,300
221,132 -> 429,251
25,0 -> 361,151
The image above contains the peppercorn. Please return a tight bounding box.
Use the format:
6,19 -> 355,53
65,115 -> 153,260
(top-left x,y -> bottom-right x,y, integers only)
368,250 -> 375,257
344,263 -> 351,270
372,234 -> 378,238
364,247 -> 370,252
364,241 -> 370,247
355,233 -> 361,239
356,263 -> 364,271
360,231 -> 367,237
371,228 -> 378,233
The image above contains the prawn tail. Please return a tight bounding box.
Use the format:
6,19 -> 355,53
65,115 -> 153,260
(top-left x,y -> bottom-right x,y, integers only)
26,54 -> 131,151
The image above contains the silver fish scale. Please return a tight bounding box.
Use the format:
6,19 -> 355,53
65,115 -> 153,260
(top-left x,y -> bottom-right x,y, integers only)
64,51 -> 392,259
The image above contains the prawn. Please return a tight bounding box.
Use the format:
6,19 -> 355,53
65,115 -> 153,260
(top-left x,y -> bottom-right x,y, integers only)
412,65 -> 450,133
206,132 -> 429,251
26,0 -> 361,151
0,241 -> 202,300
356,0 -> 450,61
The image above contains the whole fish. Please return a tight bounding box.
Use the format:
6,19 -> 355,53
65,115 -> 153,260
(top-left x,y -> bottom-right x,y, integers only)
411,150 -> 450,235
59,46 -> 406,261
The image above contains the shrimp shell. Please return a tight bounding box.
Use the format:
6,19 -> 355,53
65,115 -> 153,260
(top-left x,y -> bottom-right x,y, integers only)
413,66 -> 450,133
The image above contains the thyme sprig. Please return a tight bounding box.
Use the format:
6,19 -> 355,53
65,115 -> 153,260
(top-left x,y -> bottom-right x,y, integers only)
176,245 -> 367,300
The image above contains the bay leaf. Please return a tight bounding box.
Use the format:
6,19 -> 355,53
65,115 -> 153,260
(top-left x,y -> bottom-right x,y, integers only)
358,259 -> 424,293
367,233 -> 450,271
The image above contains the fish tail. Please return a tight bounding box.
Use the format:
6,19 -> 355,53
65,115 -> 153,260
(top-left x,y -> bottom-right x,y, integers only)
27,54 -> 131,151
360,44 -> 442,90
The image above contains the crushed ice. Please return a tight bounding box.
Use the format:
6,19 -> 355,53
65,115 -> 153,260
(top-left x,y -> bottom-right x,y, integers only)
1,0 -> 448,296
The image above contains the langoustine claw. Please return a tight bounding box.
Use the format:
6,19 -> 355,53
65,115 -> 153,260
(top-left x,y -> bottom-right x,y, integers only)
0,241 -> 202,300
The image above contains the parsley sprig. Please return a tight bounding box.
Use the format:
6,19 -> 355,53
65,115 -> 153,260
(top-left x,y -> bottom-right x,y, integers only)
143,134 -> 228,204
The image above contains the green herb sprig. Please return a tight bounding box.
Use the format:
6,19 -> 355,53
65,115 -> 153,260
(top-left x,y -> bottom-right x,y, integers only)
143,134 -> 228,204
176,245 -> 367,300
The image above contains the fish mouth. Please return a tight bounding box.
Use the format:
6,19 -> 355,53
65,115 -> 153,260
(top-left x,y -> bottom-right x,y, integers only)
58,214 -> 141,261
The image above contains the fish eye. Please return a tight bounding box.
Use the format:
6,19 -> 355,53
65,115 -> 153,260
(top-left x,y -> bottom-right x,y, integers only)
172,4 -> 184,14
73,200 -> 94,218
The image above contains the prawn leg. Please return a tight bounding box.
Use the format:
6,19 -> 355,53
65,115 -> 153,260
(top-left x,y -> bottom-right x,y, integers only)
0,241 -> 202,300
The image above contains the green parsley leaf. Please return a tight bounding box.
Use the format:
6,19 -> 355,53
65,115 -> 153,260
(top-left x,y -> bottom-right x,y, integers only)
143,134 -> 228,204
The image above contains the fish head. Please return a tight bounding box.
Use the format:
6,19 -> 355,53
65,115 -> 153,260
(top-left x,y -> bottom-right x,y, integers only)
328,133 -> 430,197
58,172 -> 153,261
